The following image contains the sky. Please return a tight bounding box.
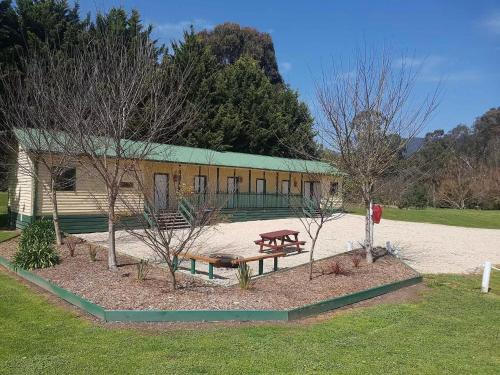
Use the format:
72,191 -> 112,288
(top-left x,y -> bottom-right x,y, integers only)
79,0 -> 500,134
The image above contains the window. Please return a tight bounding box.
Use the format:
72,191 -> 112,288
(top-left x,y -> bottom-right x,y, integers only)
194,175 -> 207,193
330,182 -> 339,195
119,181 -> 134,189
54,168 -> 76,191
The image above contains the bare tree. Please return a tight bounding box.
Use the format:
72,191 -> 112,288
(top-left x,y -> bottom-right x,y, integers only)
0,52 -> 79,245
316,49 -> 439,263
52,30 -> 194,270
122,171 -> 224,289
289,171 -> 344,280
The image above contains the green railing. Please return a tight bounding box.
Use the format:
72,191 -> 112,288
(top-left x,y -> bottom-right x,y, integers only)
185,193 -> 308,210
178,198 -> 195,225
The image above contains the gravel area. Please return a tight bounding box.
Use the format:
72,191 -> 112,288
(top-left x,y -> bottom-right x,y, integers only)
0,238 -> 417,310
79,214 -> 500,281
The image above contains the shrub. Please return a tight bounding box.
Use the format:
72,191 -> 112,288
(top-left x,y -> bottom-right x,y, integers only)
398,184 -> 429,209
327,261 -> 347,276
351,254 -> 362,268
88,245 -> 97,261
66,238 -> 77,257
136,259 -> 151,281
236,262 -> 252,289
13,220 -> 59,270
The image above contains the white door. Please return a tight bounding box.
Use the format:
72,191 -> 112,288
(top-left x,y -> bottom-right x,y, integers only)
256,179 -> 265,207
256,179 -> 265,194
194,176 -> 206,193
227,177 -> 238,193
154,174 -> 168,211
227,177 -> 238,208
281,180 -> 290,195
303,181 -> 312,199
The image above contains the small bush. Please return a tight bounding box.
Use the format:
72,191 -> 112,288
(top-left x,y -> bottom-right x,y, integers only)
351,254 -> 362,268
398,184 -> 429,209
136,259 -> 151,281
13,220 -> 59,270
327,261 -> 346,276
236,262 -> 252,289
88,245 -> 97,261
66,238 -> 77,257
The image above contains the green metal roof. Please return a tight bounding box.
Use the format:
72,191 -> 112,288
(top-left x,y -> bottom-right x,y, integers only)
13,128 -> 338,174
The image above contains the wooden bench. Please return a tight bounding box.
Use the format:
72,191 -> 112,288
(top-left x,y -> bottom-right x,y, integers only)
232,252 -> 286,276
175,252 -> 286,279
254,239 -> 306,252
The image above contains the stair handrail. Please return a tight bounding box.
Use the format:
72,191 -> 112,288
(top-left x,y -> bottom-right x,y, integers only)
178,197 -> 195,225
143,201 -> 156,229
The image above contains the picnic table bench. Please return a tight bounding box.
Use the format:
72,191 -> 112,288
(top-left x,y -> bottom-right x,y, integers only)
254,229 -> 305,253
174,252 -> 286,279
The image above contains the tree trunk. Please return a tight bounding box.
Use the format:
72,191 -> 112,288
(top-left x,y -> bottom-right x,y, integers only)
365,201 -> 374,264
308,237 -> 317,280
107,203 -> 118,270
49,185 -> 63,246
168,264 -> 177,290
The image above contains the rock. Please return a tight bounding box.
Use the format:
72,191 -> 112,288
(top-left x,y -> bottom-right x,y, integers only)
371,246 -> 388,260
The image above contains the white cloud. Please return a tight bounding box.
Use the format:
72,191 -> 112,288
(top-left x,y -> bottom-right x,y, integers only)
153,19 -> 214,42
280,61 -> 292,73
482,12 -> 500,34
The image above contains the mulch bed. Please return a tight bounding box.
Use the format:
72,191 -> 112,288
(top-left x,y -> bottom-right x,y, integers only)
0,237 -> 418,311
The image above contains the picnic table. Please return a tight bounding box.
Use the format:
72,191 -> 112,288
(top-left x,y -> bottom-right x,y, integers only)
255,229 -> 305,253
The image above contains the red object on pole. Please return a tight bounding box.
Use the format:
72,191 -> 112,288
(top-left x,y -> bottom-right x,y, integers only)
372,204 -> 383,224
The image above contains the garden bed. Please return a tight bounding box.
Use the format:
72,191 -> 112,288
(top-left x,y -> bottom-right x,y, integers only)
0,237 -> 418,311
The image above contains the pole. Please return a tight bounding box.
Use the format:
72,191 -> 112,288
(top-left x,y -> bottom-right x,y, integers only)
481,261 -> 491,293
369,201 -> 374,249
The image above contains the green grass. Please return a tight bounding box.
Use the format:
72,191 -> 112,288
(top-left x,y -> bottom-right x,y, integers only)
0,270 -> 498,374
349,206 -> 500,229
0,231 -> 17,243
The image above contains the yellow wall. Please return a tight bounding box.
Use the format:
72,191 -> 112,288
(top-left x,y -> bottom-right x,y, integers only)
36,156 -> 143,215
11,152 -> 341,216
8,146 -> 34,216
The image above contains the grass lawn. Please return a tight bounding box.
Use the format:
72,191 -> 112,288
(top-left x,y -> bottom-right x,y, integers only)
0,270 -> 498,374
349,205 -> 500,229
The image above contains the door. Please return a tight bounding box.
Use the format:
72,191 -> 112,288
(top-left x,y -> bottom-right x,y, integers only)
281,180 -> 290,195
227,177 -> 239,208
256,178 -> 266,207
154,174 -> 169,211
194,175 -> 207,205
281,180 -> 290,207
303,181 -> 313,200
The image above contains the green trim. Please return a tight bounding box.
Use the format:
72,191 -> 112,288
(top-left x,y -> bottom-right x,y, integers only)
0,254 -> 422,323
287,276 -> 423,320
9,212 -> 34,230
14,128 -> 339,175
9,212 -> 143,234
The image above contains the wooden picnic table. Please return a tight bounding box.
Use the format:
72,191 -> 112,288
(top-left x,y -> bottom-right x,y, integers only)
255,229 -> 305,253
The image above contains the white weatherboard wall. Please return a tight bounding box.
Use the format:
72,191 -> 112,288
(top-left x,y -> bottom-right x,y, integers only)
8,146 -> 34,216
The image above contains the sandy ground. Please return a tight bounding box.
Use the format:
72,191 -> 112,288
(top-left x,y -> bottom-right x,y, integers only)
79,214 -> 500,284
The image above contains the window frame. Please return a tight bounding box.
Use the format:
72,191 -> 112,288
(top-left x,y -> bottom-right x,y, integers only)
53,167 -> 76,192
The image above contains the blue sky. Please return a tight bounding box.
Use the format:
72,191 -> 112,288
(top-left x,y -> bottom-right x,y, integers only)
80,0 -> 500,134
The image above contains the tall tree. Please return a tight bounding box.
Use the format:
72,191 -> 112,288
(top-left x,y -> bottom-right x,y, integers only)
316,49 -> 439,263
199,22 -> 282,84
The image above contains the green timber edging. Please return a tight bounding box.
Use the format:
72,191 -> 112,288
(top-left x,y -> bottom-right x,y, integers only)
0,254 -> 422,322
9,212 -> 143,234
